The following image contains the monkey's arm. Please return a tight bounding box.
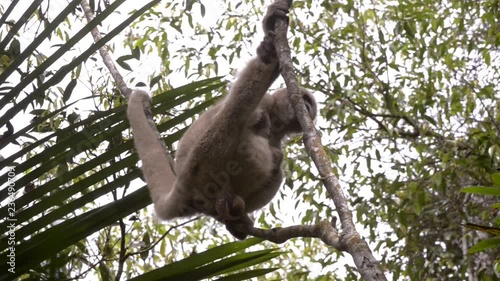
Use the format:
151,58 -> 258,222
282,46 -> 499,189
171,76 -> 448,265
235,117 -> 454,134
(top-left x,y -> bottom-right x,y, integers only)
216,1 -> 289,126
218,56 -> 279,126
127,90 -> 192,219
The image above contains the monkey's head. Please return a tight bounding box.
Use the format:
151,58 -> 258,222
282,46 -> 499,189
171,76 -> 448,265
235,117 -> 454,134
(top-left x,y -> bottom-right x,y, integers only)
269,88 -> 317,135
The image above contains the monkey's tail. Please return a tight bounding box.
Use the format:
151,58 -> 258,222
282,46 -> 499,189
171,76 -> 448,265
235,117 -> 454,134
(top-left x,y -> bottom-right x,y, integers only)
127,90 -> 187,219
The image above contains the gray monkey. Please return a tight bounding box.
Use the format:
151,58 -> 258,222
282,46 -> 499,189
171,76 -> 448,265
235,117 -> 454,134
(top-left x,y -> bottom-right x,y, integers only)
127,0 -> 317,239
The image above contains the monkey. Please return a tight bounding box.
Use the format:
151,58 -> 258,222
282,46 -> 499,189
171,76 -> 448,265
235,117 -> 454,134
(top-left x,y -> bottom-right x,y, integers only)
126,0 -> 317,239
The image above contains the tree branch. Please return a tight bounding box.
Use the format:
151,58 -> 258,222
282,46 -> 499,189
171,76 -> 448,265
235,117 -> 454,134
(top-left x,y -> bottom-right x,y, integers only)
80,0 -> 175,173
236,219 -> 346,250
80,1 -> 131,98
271,0 -> 387,280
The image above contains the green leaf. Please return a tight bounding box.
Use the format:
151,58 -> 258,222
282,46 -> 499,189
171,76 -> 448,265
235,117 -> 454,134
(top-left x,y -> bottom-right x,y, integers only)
468,237 -> 500,254
200,3 -> 206,17
460,186 -> 500,197
116,56 -> 132,70
99,262 -> 112,281
0,0 -> 161,128
132,46 -> 141,60
403,21 -> 415,39
128,239 -> 271,281
482,48 -> 491,66
185,0 -> 195,11
140,232 -> 151,261
492,173 -> 500,187
214,268 -> 278,281
63,78 -> 77,103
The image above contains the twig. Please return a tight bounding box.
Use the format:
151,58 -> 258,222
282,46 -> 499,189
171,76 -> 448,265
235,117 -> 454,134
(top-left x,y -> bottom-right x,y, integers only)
123,217 -> 199,259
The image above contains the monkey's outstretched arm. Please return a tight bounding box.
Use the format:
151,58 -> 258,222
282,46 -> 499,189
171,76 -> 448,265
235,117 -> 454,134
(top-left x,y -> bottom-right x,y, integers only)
127,90 -> 189,219
216,2 -> 289,128
217,58 -> 279,127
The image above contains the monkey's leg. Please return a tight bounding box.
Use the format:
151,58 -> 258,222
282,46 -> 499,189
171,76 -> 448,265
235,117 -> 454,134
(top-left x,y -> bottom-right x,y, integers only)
212,192 -> 251,239
225,214 -> 253,240
215,192 -> 245,220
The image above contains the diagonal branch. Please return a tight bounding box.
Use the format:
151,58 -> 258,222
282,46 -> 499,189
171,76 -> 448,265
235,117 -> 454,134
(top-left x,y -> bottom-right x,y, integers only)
80,0 -> 131,98
80,0 -> 174,172
269,0 -> 388,280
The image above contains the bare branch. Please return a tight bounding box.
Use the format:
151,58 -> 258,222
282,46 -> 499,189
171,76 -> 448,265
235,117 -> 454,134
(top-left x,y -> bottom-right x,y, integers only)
271,0 -> 388,280
236,219 -> 346,250
80,1 -> 131,98
80,0 -> 175,173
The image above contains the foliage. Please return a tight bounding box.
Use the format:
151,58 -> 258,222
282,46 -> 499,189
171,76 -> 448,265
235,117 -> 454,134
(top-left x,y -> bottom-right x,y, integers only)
461,173 -> 500,255
290,0 -> 500,279
0,0 -> 499,280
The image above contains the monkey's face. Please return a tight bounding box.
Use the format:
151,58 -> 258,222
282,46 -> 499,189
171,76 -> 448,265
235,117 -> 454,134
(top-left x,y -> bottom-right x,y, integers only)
269,88 -> 317,135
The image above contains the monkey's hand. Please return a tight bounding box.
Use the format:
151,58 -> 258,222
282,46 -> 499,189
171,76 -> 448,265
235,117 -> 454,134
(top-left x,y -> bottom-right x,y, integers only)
262,0 -> 290,35
225,214 -> 254,240
257,34 -> 278,64
258,0 -> 290,64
